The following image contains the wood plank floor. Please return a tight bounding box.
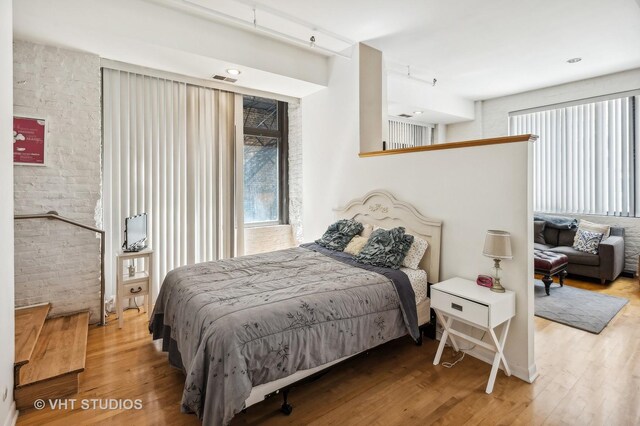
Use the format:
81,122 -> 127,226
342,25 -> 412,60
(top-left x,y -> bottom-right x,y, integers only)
17,277 -> 640,425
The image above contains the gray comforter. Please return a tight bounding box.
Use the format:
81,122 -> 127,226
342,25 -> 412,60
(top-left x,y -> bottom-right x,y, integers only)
150,244 -> 419,425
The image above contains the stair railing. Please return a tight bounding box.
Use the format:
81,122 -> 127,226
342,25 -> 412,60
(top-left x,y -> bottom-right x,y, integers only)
14,211 -> 106,325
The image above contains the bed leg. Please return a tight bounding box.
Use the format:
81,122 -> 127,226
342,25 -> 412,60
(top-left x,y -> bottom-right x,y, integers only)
280,389 -> 293,416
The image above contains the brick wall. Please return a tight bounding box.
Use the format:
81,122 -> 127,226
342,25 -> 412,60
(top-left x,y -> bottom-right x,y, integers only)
244,225 -> 294,255
288,102 -> 303,243
13,40 -> 102,322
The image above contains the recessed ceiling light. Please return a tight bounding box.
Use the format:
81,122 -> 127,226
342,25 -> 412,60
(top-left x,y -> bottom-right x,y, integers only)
226,68 -> 241,75
567,57 -> 582,64
413,111 -> 423,115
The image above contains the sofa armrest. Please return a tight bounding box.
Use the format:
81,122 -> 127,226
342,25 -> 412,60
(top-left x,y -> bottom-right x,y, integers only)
599,235 -> 624,281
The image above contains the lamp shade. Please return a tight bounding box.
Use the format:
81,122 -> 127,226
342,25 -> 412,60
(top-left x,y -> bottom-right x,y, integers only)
483,230 -> 512,259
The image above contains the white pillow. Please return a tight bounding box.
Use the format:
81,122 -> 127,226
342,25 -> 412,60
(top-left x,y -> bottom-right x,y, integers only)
402,236 -> 429,269
360,223 -> 374,239
344,235 -> 369,256
576,219 -> 610,239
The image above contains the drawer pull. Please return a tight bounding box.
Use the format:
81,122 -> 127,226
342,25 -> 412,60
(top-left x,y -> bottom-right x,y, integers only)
451,303 -> 463,311
130,286 -> 143,294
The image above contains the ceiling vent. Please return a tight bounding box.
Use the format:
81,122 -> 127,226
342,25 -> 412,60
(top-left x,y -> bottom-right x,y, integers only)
212,74 -> 238,83
398,113 -> 413,118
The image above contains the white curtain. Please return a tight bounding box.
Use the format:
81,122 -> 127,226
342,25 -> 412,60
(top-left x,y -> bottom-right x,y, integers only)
388,118 -> 433,149
510,96 -> 637,217
103,69 -> 241,302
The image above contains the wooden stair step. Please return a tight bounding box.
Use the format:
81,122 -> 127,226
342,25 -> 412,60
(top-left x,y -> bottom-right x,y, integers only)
15,311 -> 90,410
14,303 -> 51,368
18,311 -> 89,386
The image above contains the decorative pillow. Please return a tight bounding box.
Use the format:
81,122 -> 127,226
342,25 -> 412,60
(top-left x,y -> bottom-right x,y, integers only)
401,235 -> 429,269
572,228 -> 604,255
360,223 -> 374,239
576,219 -> 610,239
354,227 -> 414,269
344,235 -> 369,256
315,219 -> 364,251
533,221 -> 546,245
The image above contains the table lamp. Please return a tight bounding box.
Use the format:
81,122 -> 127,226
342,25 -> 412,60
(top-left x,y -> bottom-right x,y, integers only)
482,230 -> 512,293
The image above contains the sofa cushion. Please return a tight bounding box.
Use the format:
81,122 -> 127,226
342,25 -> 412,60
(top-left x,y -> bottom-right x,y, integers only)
534,221 -> 546,245
543,227 -> 559,246
548,246 -> 600,266
534,243 -> 554,251
558,228 -> 577,247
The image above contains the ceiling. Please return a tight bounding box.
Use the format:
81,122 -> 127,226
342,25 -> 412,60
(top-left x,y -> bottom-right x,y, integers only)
257,0 -> 640,100
11,0 -> 640,123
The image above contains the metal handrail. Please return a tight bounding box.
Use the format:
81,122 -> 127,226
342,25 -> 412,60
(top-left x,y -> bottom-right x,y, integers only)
14,211 -> 106,325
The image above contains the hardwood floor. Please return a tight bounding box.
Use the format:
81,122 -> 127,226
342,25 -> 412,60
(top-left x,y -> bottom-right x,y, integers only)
17,277 -> 640,425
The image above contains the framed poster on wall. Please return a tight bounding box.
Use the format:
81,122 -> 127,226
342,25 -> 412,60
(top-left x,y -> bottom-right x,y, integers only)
13,116 -> 46,166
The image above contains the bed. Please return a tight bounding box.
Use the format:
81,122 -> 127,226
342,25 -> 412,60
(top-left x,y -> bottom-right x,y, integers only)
149,190 -> 442,425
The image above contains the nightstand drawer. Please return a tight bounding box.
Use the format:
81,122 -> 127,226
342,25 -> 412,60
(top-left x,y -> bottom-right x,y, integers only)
122,280 -> 149,296
431,288 -> 488,327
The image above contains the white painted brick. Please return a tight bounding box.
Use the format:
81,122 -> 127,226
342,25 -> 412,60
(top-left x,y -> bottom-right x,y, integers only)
244,225 -> 295,255
288,102 -> 303,244
13,40 -> 102,323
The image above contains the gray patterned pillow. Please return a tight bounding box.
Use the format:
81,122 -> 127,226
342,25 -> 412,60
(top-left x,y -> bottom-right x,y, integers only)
315,219 -> 364,251
354,227 -> 414,269
572,228 -> 604,255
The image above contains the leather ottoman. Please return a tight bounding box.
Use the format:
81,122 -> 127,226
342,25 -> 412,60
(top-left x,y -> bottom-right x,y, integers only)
535,249 -> 569,295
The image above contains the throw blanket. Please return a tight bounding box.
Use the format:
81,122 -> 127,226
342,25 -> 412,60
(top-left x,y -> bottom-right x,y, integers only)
534,213 -> 578,229
149,245 -> 419,425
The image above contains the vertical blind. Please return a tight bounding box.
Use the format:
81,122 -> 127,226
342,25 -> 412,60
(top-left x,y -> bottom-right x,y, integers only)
103,69 -> 241,302
388,118 -> 433,149
510,96 -> 638,216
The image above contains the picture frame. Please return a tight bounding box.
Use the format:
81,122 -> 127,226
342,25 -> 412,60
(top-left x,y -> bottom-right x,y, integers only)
13,115 -> 47,166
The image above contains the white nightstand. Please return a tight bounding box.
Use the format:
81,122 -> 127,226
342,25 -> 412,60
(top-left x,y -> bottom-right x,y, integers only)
431,277 -> 515,394
116,249 -> 153,329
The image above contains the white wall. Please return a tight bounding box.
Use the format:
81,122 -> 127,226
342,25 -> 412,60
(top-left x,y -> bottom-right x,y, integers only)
0,0 -> 16,424
301,52 -> 536,382
448,68 -> 640,273
13,40 -> 102,322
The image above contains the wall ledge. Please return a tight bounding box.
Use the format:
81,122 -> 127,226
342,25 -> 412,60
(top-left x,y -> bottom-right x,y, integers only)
359,134 -> 537,157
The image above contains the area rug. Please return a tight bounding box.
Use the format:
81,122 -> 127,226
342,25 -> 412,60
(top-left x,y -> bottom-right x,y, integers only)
534,280 -> 628,334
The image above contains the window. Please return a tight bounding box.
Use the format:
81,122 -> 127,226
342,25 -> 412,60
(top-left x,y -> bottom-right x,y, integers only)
243,96 -> 288,225
510,95 -> 639,217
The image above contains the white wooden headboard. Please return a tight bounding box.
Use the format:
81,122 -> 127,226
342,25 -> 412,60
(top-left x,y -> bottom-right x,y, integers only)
334,190 -> 442,283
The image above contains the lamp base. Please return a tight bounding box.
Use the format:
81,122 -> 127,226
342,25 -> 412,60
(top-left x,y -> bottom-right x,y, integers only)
490,258 -> 506,293
490,278 -> 506,293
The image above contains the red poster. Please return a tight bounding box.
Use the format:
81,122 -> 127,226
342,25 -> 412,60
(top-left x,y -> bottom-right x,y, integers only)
13,116 -> 46,165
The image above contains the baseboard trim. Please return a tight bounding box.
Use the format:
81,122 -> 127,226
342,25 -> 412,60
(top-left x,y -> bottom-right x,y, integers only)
2,401 -> 18,426
464,346 -> 538,383
435,330 -> 538,384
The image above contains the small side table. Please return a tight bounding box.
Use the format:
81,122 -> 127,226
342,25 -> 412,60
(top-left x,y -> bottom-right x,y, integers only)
431,277 -> 516,394
116,249 -> 153,329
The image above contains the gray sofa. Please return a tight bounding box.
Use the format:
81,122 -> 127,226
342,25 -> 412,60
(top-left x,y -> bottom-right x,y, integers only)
534,224 -> 625,284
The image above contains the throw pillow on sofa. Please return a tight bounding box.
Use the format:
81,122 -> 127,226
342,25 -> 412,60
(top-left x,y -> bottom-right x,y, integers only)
573,228 -> 604,255
576,219 -> 611,239
534,220 -> 546,245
